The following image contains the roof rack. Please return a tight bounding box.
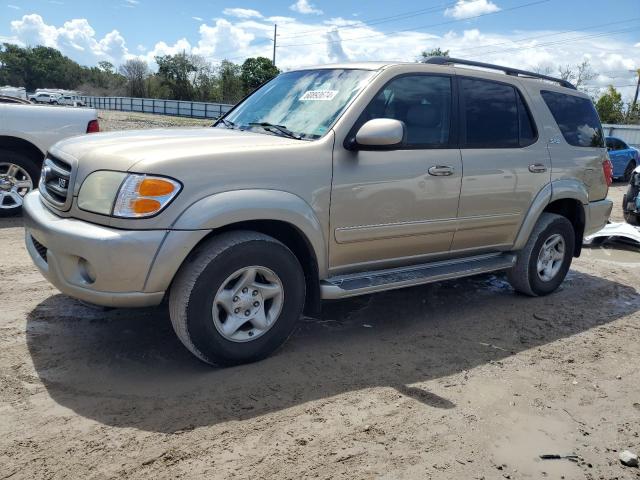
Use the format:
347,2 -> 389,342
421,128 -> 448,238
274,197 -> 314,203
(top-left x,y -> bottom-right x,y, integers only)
424,56 -> 576,90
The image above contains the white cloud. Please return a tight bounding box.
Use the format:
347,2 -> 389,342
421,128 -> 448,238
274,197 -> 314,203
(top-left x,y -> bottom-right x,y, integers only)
7,4 -> 20,10
290,0 -> 323,15
222,8 -> 262,19
125,0 -> 139,4
444,0 -> 500,20
4,11 -> 639,101
10,14 -> 130,65
192,16 -> 203,21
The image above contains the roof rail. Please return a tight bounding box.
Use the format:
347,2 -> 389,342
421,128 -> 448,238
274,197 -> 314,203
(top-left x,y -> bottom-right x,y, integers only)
425,56 -> 576,90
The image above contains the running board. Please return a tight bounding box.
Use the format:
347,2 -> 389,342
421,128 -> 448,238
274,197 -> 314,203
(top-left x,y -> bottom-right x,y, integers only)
320,253 -> 517,300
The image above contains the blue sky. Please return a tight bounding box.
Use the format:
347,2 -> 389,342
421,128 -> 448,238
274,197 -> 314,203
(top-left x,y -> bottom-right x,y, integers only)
2,0 -> 639,98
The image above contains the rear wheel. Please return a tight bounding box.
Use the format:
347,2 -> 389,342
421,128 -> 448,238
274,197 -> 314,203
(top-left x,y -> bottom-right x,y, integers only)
507,213 -> 575,296
0,149 -> 40,217
623,181 -> 640,225
169,231 -> 305,366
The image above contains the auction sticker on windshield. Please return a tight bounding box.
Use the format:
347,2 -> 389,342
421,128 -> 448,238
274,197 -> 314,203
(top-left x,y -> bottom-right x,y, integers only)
299,90 -> 338,101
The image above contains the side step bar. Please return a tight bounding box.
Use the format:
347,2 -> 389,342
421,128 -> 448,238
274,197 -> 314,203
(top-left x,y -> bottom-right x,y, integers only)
320,253 -> 517,300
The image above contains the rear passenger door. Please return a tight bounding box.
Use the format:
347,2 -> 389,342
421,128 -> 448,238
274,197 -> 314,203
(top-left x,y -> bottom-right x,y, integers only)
452,77 -> 549,252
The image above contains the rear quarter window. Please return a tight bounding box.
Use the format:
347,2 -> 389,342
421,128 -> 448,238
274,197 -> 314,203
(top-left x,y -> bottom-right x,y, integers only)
540,90 -> 604,148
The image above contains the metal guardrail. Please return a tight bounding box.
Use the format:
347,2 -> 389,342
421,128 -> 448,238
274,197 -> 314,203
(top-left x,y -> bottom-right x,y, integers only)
79,96 -> 234,119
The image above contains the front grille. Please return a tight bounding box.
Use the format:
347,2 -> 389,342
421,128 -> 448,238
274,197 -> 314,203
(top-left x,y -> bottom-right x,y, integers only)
39,155 -> 72,209
31,235 -> 48,263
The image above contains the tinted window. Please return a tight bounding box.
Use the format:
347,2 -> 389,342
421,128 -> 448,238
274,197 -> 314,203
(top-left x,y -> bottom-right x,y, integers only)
461,78 -> 517,148
606,137 -> 625,150
517,93 -> 536,146
541,91 -> 604,147
362,75 -> 452,147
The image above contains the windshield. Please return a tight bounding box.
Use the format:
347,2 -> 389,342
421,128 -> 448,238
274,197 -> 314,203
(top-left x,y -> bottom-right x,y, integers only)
219,69 -> 376,140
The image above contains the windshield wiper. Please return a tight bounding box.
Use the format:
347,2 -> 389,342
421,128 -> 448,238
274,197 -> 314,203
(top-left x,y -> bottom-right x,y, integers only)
248,122 -> 303,140
217,118 -> 236,129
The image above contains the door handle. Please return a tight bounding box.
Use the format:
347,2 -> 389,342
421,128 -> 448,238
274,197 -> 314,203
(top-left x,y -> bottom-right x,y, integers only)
528,163 -> 548,173
428,165 -> 454,176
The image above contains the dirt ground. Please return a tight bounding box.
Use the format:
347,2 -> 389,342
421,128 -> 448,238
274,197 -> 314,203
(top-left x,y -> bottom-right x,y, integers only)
1,111 -> 639,479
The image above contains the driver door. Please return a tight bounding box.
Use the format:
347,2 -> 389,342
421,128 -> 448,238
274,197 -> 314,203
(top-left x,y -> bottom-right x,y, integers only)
329,74 -> 462,273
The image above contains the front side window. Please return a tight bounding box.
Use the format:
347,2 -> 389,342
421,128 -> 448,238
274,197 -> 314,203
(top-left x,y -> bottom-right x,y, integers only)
222,69 -> 376,140
460,78 -> 536,148
541,90 -> 604,148
359,75 -> 452,148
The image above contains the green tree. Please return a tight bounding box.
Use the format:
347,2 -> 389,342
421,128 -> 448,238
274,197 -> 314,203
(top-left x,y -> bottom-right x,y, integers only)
155,53 -> 197,100
0,43 -> 83,91
596,86 -> 625,124
119,58 -> 149,97
217,60 -> 244,104
97,61 -> 115,74
240,57 -> 279,93
419,47 -> 450,62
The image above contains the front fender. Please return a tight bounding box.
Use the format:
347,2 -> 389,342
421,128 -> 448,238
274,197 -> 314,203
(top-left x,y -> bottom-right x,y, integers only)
172,189 -> 327,276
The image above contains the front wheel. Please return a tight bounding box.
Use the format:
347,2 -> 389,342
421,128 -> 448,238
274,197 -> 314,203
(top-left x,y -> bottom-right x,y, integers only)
0,150 -> 40,217
623,161 -> 637,183
507,213 -> 575,296
169,231 -> 305,366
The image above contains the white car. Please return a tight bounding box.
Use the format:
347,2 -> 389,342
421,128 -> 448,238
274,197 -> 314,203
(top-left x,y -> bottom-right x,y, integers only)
0,103 -> 98,216
59,95 -> 86,107
30,93 -> 62,105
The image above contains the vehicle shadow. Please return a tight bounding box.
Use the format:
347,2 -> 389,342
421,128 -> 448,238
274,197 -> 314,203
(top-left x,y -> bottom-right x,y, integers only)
0,217 -> 24,229
26,270 -> 640,433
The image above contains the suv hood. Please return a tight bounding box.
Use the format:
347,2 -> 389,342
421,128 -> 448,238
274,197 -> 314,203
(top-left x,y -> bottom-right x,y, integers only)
50,126 -> 301,187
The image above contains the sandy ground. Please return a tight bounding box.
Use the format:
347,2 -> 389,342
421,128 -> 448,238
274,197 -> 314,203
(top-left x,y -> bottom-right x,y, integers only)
1,111 -> 639,479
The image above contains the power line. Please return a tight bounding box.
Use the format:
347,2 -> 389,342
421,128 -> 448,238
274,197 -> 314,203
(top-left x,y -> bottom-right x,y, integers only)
474,25 -> 639,56
450,17 -> 640,55
278,0 -> 552,48
277,2 -> 458,39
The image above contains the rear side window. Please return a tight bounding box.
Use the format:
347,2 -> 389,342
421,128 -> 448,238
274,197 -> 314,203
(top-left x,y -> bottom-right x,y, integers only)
460,78 -> 536,148
540,91 -> 604,147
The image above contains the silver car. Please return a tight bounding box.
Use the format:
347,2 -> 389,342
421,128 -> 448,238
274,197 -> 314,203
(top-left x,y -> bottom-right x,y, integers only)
23,57 -> 613,365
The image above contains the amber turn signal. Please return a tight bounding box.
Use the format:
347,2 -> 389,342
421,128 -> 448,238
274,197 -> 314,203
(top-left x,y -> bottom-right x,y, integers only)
138,178 -> 176,197
130,198 -> 162,214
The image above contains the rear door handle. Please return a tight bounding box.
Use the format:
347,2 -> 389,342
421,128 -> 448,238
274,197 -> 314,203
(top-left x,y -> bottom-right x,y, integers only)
428,165 -> 454,176
528,163 -> 548,173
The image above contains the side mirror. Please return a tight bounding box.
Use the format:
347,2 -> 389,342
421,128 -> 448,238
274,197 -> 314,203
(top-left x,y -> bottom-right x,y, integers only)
348,118 -> 407,150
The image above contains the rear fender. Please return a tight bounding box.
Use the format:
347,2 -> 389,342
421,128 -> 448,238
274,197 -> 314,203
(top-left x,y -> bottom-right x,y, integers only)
513,180 -> 588,251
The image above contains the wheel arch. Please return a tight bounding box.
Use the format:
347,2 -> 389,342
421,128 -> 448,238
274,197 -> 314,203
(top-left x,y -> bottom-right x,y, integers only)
513,181 -> 587,257
0,135 -> 45,165
163,190 -> 327,315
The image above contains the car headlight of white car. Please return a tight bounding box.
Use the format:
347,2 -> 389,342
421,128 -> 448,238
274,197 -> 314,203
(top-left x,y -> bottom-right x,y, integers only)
78,171 -> 182,218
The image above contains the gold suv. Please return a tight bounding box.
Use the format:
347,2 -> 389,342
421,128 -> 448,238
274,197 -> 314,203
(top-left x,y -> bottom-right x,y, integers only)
23,57 -> 613,365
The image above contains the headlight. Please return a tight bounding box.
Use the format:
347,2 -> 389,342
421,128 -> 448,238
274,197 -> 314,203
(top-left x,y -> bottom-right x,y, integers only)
78,171 -> 181,218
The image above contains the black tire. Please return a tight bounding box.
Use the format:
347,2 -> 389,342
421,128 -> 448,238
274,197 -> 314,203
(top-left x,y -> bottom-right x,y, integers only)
623,161 -> 637,183
0,149 -> 41,217
169,231 -> 306,366
507,213 -> 575,296
623,192 -> 640,226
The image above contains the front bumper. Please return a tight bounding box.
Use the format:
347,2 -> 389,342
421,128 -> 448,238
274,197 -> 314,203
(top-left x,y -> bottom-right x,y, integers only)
23,192 -> 167,307
584,198 -> 613,236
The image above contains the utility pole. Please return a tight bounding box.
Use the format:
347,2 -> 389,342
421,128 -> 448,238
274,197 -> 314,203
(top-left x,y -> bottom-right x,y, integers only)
272,24 -> 277,66
630,68 -> 640,122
